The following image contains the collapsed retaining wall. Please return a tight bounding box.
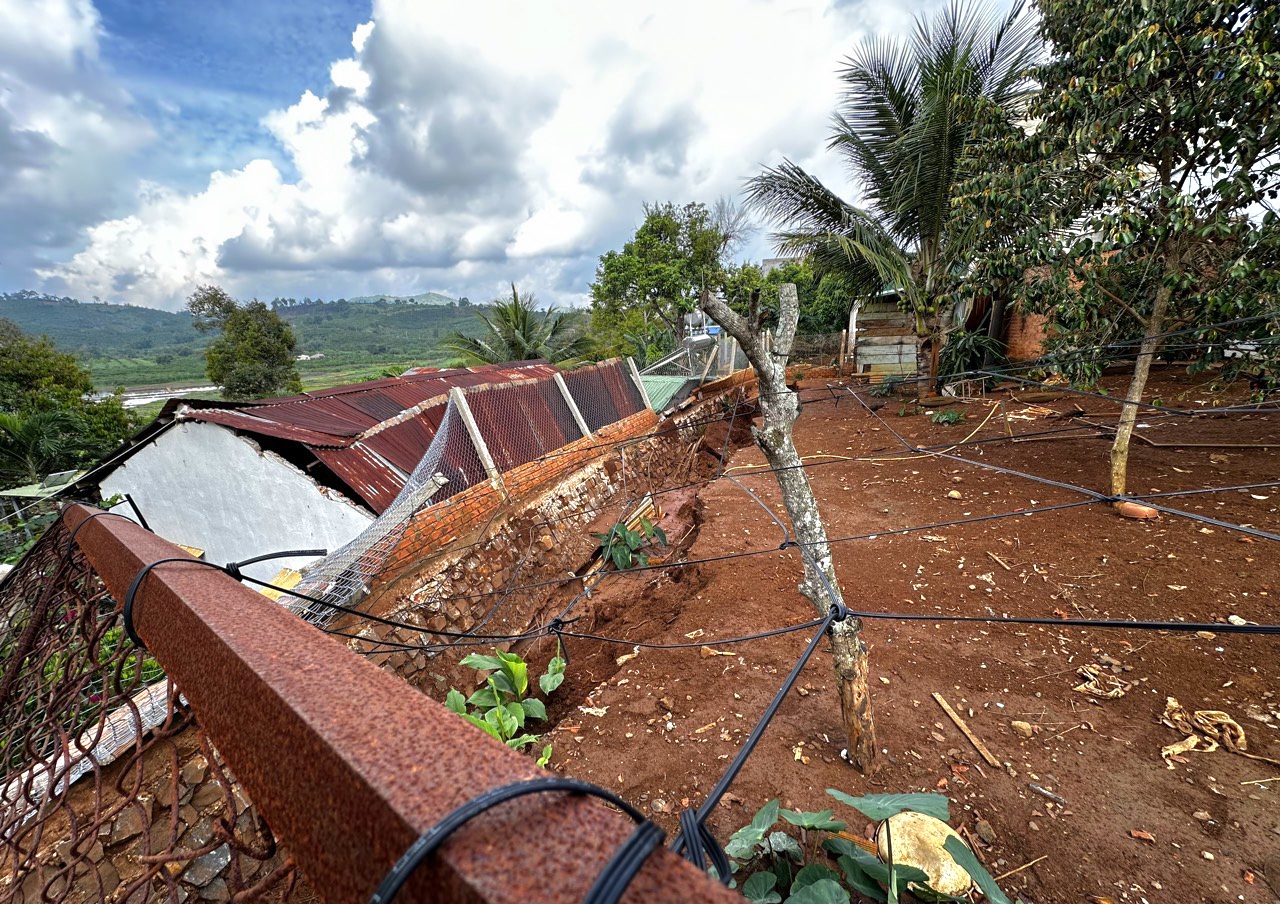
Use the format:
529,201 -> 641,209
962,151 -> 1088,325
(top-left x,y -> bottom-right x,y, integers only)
339,374 -> 759,691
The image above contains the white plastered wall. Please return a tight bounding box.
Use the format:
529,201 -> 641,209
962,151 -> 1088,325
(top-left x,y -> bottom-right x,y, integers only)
101,421 -> 374,582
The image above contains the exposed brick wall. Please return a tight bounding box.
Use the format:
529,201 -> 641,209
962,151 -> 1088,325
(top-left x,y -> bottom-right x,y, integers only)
1005,307 -> 1051,361
336,389 -> 746,691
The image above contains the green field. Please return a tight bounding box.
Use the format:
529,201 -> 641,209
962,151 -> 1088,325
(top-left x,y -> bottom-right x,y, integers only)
1,292 -> 490,392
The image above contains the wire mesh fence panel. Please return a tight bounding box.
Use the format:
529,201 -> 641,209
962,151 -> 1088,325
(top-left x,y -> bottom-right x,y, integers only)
790,332 -> 844,364
0,519 -> 295,904
289,403 -> 486,621
603,361 -> 647,418
463,379 -> 583,473
564,360 -> 644,432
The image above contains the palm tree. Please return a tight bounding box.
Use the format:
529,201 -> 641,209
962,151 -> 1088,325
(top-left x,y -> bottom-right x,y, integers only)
441,284 -> 591,366
0,410 -> 84,487
745,0 -> 1040,389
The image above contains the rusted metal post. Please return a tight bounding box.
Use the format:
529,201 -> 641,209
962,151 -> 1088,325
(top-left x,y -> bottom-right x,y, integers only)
553,372 -> 593,439
63,505 -> 738,904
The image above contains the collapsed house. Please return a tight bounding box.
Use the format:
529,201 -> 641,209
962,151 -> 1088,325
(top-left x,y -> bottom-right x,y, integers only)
78,361 -> 648,583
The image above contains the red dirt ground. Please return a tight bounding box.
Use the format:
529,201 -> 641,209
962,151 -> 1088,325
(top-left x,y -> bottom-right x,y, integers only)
542,366 -> 1280,904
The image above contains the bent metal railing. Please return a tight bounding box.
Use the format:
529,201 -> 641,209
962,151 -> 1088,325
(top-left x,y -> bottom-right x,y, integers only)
0,506 -> 736,904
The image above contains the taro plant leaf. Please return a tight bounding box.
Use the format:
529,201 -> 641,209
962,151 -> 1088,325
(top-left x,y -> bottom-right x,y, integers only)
536,744 -> 552,767
783,879 -> 850,904
466,686 -> 501,710
497,651 -> 529,696
521,697 -> 547,721
768,831 -> 804,863
505,733 -> 540,750
743,872 -> 781,904
836,855 -> 888,903
462,712 -> 501,741
943,837 -> 1012,904
539,654 -> 566,694
489,670 -> 517,697
459,653 -> 505,672
726,799 -> 780,859
504,701 -> 526,728
792,864 -> 841,891
781,808 -> 848,832
826,790 -> 950,822
832,842 -> 929,895
652,524 -> 668,546
444,689 -> 466,714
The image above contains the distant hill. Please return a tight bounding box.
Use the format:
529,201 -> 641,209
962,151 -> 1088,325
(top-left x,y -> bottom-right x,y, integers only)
345,291 -> 460,306
0,290 -> 487,389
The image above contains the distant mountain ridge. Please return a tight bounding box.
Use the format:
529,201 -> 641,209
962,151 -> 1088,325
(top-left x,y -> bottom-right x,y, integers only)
0,289 -> 484,389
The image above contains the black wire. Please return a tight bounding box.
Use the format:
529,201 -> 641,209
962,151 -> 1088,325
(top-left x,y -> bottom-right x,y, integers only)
671,608 -> 842,877
583,821 -> 667,904
366,778 -> 649,904
122,557 -> 228,649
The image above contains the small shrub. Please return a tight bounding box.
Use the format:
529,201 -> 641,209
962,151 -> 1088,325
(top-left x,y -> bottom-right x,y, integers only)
445,646 -> 565,766
868,377 -> 901,398
593,515 -> 668,570
728,790 -> 1013,904
928,409 -> 965,427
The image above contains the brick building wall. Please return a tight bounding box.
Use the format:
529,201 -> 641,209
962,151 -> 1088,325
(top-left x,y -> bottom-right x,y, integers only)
1005,307 -> 1051,362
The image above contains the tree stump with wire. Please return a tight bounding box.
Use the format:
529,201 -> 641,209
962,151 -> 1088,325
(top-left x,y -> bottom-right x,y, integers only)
699,283 -> 877,772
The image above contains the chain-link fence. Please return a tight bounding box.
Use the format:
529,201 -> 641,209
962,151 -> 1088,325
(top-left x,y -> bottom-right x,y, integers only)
789,331 -> 845,365
0,521 -> 296,904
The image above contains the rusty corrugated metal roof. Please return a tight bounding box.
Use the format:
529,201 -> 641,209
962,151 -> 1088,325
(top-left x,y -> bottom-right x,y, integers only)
175,361 -> 562,513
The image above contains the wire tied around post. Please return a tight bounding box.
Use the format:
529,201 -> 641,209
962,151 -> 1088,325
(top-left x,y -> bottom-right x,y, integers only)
367,777 -> 660,904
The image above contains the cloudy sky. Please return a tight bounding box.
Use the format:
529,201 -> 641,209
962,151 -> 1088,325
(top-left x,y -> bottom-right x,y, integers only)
0,0 -> 946,311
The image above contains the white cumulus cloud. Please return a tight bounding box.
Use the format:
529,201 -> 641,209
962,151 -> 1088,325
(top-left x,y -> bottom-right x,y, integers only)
37,0 -> 936,309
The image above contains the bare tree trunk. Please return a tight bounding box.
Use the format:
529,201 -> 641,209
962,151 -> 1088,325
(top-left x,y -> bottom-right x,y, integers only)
1109,249 -> 1179,498
983,293 -> 1008,370
700,285 -> 877,771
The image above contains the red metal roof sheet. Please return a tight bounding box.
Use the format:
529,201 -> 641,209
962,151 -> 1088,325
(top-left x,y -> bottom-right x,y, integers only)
184,409 -> 348,448
169,360 -> 571,513
312,446 -> 403,514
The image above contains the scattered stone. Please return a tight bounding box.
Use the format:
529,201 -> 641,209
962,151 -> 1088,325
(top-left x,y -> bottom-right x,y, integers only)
181,755 -> 209,786
1202,851 -> 1215,861
108,808 -> 147,845
975,818 -> 997,844
183,845 -> 231,887
191,783 -> 225,810
947,490 -> 963,500
1029,820 -> 1040,831
198,877 -> 228,901
1193,810 -> 1212,822
1011,721 -> 1034,739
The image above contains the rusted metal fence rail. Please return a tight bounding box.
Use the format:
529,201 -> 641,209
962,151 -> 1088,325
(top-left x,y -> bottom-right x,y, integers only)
49,505 -> 736,904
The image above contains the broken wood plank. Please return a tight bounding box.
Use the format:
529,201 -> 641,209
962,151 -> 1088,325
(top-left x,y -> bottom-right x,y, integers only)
933,692 -> 1001,768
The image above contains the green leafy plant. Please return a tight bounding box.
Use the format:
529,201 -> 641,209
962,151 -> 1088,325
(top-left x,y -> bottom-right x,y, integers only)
593,515 -> 668,570
928,409 -> 965,427
728,791 -> 1015,904
444,646 -> 565,766
868,376 -> 901,398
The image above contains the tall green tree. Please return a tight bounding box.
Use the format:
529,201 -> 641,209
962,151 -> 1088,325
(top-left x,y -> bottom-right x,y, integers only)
0,319 -> 134,477
745,1 -> 1041,389
188,286 -> 304,400
959,0 -> 1280,496
589,202 -> 732,354
440,284 -> 590,365
0,410 -> 85,486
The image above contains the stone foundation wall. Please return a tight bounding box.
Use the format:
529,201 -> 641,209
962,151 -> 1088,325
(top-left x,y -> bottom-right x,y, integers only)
337,384 -> 756,691
8,731 -> 301,904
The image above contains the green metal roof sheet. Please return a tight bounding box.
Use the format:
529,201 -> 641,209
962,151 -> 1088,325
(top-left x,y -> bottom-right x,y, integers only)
640,375 -> 695,413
